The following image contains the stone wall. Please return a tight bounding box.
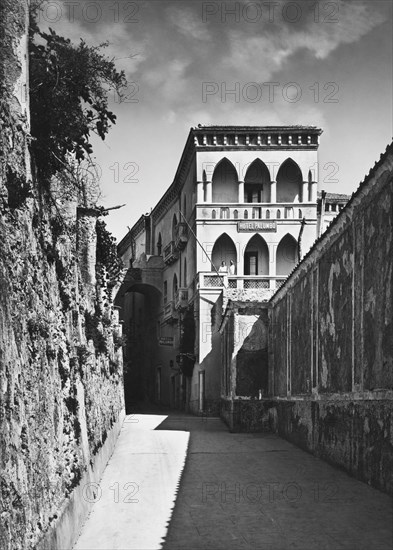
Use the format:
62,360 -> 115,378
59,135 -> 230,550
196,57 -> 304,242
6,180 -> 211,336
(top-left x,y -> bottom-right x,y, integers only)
268,143 -> 393,495
0,3 -> 125,549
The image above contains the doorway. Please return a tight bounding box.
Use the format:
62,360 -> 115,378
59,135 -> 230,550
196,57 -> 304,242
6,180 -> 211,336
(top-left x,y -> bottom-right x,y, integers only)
245,252 -> 258,275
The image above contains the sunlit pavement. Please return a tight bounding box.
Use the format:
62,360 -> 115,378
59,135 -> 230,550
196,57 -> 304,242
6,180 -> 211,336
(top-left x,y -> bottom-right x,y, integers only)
158,414 -> 393,550
74,411 -> 393,550
74,414 -> 189,550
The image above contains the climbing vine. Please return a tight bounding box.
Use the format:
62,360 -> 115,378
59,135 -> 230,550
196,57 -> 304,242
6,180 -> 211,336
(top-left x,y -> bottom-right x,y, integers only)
29,4 -> 127,186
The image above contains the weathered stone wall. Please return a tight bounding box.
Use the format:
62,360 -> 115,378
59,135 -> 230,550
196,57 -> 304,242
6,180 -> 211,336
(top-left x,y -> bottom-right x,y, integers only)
268,143 -> 393,495
0,3 -> 125,549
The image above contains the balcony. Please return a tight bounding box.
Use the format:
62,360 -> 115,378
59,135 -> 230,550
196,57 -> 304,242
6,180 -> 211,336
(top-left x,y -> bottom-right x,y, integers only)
163,241 -> 179,265
197,272 -> 286,291
163,300 -> 178,323
175,288 -> 189,310
175,223 -> 188,250
196,204 -> 317,222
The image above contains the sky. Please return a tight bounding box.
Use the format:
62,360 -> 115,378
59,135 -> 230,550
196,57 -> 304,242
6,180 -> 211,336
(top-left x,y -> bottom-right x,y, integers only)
36,0 -> 393,241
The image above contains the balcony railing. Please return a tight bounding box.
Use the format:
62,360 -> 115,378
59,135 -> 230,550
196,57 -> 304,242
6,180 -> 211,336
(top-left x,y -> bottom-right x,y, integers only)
197,272 -> 287,291
196,203 -> 316,222
175,223 -> 188,250
175,288 -> 189,309
163,241 -> 178,265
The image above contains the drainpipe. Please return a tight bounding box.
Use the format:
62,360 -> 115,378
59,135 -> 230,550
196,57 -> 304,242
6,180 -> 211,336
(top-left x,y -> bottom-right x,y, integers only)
298,218 -> 306,260
319,190 -> 327,237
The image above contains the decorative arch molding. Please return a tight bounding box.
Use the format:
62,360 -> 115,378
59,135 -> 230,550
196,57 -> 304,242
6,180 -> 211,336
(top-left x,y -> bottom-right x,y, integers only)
243,159 -> 271,203
277,158 -> 303,203
212,158 -> 239,203
243,233 -> 269,276
211,232 -> 237,272
276,233 -> 298,276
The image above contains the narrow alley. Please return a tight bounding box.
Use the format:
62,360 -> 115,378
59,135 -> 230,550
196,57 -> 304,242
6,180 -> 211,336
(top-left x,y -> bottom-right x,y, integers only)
74,411 -> 393,550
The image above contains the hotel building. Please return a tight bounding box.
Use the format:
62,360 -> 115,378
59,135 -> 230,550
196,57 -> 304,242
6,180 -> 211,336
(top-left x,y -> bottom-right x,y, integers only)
116,125 -> 330,414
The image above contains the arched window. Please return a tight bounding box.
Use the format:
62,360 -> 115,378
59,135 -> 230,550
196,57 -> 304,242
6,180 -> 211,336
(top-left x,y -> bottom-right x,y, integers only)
212,158 -> 238,203
172,214 -> 178,240
244,159 -> 270,203
276,209 -> 281,219
211,233 -> 237,273
244,234 -> 269,276
284,207 -> 294,219
298,209 -> 303,218
244,210 -> 249,219
276,234 -> 298,276
233,209 -> 238,219
276,158 -> 302,202
157,232 -> 162,255
265,209 -> 270,219
172,273 -> 178,298
212,209 -> 216,219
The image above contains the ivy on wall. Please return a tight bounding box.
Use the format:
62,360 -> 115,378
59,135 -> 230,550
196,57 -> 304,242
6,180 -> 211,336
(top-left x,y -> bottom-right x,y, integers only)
29,6 -> 127,185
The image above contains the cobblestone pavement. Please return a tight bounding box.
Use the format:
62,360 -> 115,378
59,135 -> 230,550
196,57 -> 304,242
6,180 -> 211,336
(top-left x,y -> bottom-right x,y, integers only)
158,413 -> 393,550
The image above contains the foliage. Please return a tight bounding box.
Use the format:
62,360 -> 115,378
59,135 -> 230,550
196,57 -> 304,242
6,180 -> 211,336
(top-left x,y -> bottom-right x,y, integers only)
5,167 -> 33,209
29,6 -> 127,184
84,308 -> 108,355
96,219 -> 123,276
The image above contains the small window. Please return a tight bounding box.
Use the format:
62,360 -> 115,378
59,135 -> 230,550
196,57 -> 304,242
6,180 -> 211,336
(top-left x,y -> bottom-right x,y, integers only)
157,233 -> 162,255
233,209 -> 238,219
265,209 -> 270,219
252,207 -> 261,219
163,281 -> 167,304
298,209 -> 302,218
212,209 -> 216,219
331,204 -> 337,212
277,209 -> 281,219
173,274 -> 178,297
244,209 -> 249,219
220,207 -> 229,219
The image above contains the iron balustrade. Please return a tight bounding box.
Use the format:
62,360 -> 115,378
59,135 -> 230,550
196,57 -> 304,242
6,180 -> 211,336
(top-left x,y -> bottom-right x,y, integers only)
197,272 -> 287,290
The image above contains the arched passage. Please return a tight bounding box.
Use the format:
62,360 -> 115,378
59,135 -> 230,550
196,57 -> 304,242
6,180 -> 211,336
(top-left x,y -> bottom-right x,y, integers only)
244,159 -> 270,202
244,234 -> 269,276
212,158 -> 238,203
119,282 -> 162,409
211,233 -> 237,272
276,234 -> 298,276
277,159 -> 302,202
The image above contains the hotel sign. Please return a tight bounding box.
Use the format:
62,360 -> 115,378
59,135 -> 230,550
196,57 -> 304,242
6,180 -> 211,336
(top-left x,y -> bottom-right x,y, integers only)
237,221 -> 277,232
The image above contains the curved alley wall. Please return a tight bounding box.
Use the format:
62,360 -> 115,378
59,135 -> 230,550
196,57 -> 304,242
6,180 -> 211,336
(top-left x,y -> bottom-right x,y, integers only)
0,3 -> 125,549
268,143 -> 393,495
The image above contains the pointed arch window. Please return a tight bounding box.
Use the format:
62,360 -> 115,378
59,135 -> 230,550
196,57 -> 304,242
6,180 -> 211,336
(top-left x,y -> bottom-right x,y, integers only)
157,232 -> 162,255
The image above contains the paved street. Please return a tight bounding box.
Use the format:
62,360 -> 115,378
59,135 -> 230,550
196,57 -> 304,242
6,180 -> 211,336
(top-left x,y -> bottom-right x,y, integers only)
74,411 -> 393,550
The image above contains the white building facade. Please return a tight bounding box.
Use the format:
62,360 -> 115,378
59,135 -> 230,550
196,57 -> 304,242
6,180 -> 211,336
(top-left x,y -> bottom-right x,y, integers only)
116,125 -> 323,414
